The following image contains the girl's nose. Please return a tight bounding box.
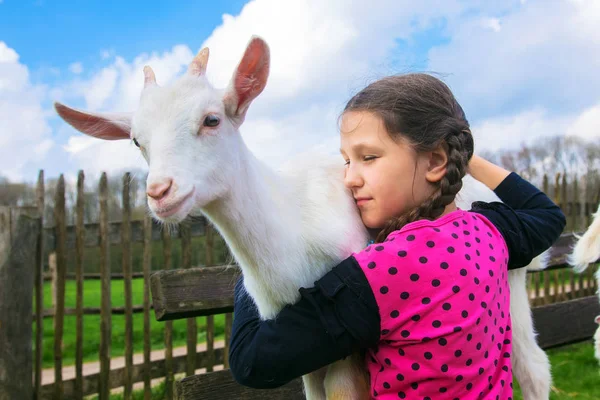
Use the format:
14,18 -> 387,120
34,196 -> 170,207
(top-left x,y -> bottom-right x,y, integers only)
343,165 -> 363,189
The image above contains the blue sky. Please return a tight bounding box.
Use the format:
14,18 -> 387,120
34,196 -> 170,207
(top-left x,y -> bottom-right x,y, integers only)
1,0 -> 600,184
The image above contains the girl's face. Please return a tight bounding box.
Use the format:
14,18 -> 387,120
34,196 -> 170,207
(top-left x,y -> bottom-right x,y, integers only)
340,111 -> 448,229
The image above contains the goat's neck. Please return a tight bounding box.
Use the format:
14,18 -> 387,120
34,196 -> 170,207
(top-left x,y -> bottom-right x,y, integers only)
200,148 -> 301,303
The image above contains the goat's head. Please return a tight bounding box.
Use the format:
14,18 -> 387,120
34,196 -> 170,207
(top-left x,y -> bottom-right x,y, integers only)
54,36 -> 270,223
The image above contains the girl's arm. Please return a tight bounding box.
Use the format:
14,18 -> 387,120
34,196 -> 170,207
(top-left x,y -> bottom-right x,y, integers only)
468,155 -> 566,269
229,257 -> 380,389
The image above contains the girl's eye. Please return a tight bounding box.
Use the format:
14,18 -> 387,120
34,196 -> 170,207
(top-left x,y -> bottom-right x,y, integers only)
203,114 -> 220,127
364,156 -> 376,162
133,138 -> 140,148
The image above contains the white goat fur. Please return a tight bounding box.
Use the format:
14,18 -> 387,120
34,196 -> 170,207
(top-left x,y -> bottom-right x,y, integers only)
54,36 -> 551,400
569,204 -> 600,366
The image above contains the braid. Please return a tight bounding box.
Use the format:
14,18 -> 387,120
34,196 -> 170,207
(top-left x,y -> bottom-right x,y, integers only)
375,125 -> 473,243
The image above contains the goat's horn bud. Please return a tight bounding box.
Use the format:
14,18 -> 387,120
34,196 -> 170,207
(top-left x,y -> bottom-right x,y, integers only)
189,47 -> 209,76
143,66 -> 157,87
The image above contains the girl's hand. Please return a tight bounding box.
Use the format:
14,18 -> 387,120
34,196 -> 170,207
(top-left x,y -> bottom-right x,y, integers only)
468,155 -> 511,191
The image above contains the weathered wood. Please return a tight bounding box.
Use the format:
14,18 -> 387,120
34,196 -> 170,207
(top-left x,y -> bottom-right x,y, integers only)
122,173 -> 134,400
54,176 -> 67,400
205,223 -> 215,373
0,209 -> 40,400
99,173 -> 112,400
181,223 -> 197,377
43,271 -> 147,280
75,170 -> 85,400
34,304 -> 151,318
533,296 -> 600,349
175,371 -> 305,400
41,346 -> 226,399
43,216 -> 207,251
151,265 -> 241,321
142,214 -> 152,400
34,171 -> 45,400
163,228 -> 174,400
224,313 -> 233,369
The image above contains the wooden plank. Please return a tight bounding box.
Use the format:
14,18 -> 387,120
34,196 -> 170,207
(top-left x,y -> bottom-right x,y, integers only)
181,223 -> 197,377
224,313 -> 233,369
206,223 -> 215,373
99,173 -> 112,400
0,208 -> 39,400
34,171 -> 44,400
122,173 -> 134,400
43,217 -> 207,251
41,346 -> 226,399
54,176 -> 67,400
35,304 -> 151,318
163,228 -> 174,400
534,296 -> 600,349
142,214 -> 152,400
151,265 -> 240,321
175,371 -> 305,400
75,171 -> 85,399
43,271 -> 147,280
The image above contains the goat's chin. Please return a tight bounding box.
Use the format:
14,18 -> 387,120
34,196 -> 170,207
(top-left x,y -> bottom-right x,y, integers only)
149,198 -> 195,224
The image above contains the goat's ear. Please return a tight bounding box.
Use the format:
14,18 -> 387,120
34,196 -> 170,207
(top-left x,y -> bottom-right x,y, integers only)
224,36 -> 270,122
595,315 -> 600,324
54,102 -> 132,140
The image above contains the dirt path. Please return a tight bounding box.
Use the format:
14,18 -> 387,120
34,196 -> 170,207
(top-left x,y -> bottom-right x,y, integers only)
42,339 -> 226,389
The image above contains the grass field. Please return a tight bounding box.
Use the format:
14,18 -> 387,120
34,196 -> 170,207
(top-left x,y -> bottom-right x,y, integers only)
35,278 -> 226,368
513,341 -> 600,400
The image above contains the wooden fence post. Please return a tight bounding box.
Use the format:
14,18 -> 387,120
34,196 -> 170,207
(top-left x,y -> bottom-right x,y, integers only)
0,206 -> 40,400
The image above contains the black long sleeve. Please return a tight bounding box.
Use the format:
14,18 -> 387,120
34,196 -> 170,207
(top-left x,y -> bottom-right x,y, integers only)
229,257 -> 379,388
229,172 -> 566,389
472,172 -> 566,269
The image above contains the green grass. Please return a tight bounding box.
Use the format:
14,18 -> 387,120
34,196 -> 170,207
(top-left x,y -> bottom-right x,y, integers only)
513,341 -> 600,400
34,278 -> 227,369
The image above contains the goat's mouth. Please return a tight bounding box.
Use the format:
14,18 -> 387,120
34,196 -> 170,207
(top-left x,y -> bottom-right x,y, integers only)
153,188 -> 195,219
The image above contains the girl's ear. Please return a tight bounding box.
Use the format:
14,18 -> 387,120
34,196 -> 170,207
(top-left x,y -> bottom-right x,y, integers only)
425,145 -> 448,184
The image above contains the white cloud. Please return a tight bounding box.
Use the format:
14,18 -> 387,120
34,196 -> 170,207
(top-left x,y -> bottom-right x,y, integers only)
428,0 -> 600,119
8,0 -> 600,183
68,62 -> 83,74
474,101 -> 600,152
567,103 -> 600,139
472,108 -> 571,152
0,42 -> 54,181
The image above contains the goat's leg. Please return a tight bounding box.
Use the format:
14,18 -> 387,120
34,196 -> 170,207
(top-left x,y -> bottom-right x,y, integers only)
509,268 -> 552,400
324,352 -> 370,400
593,318 -> 600,366
569,203 -> 600,272
302,367 -> 328,400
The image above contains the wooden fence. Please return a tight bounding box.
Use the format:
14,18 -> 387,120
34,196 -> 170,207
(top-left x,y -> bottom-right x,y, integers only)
0,170 -> 599,400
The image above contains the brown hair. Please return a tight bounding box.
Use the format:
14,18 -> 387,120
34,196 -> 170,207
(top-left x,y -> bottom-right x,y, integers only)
343,73 -> 474,243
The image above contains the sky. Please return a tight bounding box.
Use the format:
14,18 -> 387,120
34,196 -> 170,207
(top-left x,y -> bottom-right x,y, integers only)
1,0 -> 600,185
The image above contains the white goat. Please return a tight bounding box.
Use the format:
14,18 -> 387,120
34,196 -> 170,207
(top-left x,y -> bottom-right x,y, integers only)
54,36 -> 551,400
569,206 -> 600,366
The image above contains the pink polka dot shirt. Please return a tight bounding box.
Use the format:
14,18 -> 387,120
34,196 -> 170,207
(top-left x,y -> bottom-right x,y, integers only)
353,210 -> 513,399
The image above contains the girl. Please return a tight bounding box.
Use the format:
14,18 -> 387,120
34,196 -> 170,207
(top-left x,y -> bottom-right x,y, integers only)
228,74 -> 565,399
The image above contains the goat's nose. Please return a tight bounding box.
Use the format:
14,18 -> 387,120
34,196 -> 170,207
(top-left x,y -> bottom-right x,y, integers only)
147,179 -> 173,200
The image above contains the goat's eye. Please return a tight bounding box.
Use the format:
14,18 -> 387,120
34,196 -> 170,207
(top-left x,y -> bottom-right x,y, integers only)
203,114 -> 220,127
132,138 -> 140,148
